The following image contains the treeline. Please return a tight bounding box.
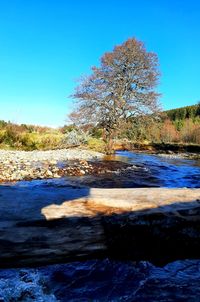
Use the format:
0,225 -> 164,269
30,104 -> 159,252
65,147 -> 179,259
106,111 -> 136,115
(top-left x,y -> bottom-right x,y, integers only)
165,104 -> 200,121
81,104 -> 200,147
112,104 -> 200,145
0,120 -> 52,133
157,104 -> 200,144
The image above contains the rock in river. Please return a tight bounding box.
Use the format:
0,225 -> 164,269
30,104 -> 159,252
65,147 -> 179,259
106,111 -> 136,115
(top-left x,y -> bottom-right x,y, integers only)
0,187 -> 200,268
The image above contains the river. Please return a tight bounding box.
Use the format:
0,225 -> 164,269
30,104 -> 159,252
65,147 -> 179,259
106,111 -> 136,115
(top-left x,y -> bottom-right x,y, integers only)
107,151 -> 200,188
0,151 -> 200,301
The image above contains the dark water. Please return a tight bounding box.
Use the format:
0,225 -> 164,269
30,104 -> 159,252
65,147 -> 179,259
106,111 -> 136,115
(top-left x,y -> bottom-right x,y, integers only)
0,151 -> 200,301
1,259 -> 200,301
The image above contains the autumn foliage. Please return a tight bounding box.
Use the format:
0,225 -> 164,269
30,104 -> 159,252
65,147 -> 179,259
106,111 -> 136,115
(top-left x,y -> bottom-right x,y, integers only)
70,38 -> 161,153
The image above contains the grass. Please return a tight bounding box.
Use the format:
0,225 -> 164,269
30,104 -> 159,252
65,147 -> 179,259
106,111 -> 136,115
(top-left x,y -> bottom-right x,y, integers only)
0,130 -> 65,151
86,138 -> 106,153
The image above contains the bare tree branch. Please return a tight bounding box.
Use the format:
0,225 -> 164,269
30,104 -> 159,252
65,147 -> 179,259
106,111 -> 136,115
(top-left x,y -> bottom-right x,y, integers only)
70,38 -> 161,152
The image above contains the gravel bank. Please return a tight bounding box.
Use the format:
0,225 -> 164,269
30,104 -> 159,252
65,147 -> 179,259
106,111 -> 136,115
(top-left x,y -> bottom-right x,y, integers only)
0,148 -> 104,181
0,148 -> 103,162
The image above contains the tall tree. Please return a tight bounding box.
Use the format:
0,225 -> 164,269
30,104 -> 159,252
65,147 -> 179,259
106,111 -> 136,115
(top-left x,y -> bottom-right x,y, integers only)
70,38 -> 161,152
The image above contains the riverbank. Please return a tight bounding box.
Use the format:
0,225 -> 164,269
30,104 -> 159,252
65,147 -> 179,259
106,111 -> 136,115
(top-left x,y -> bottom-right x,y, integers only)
0,149 -> 100,181
0,148 -> 137,182
113,141 -> 200,159
0,147 -> 200,182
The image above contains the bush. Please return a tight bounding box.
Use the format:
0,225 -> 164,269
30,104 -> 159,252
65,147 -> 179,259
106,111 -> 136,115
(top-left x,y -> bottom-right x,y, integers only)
38,134 -> 63,150
90,127 -> 103,139
19,133 -> 39,150
0,130 -> 6,143
180,119 -> 200,144
3,126 -> 20,146
61,129 -> 89,146
160,120 -> 180,143
87,138 -> 106,152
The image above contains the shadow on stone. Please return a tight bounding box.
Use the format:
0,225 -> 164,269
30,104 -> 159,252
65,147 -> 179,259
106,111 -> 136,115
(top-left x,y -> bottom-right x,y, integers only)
0,186 -> 199,268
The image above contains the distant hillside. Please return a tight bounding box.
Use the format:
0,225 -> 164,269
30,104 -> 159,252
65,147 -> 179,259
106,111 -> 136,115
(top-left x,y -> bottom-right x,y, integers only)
0,120 -> 64,150
165,104 -> 200,121
0,120 -> 53,132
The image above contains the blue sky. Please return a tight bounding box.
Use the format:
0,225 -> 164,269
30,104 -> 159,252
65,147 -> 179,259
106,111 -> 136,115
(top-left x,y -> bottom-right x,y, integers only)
0,0 -> 200,127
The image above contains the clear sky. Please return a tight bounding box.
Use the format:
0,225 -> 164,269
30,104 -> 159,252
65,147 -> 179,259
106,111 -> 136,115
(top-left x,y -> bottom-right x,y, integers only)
0,0 -> 200,127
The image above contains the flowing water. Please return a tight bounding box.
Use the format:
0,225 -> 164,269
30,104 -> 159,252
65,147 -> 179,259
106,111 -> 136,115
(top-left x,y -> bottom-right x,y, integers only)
107,151 -> 200,188
0,151 -> 200,301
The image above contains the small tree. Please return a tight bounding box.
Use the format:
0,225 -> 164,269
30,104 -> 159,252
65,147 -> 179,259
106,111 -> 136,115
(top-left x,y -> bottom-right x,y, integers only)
160,119 -> 179,143
70,38 -> 161,153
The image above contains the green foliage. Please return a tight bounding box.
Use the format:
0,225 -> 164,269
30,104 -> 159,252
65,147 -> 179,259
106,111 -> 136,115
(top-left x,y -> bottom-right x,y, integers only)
0,120 -> 7,128
87,138 -> 106,152
60,124 -> 77,134
0,121 -> 64,150
89,127 -> 103,139
173,119 -> 184,131
3,126 -> 20,145
197,102 -> 200,115
37,133 -> 63,150
166,104 -> 200,121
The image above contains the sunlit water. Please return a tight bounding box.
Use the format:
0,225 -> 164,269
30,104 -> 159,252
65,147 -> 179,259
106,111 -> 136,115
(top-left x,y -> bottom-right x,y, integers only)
112,151 -> 200,188
0,151 -> 200,301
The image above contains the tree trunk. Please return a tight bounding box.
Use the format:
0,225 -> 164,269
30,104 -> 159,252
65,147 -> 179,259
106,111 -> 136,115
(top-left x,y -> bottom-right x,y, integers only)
103,128 -> 115,154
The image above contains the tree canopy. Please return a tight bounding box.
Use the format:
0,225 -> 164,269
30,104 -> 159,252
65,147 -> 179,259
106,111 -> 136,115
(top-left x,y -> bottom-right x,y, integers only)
165,104 -> 200,121
70,38 -> 161,151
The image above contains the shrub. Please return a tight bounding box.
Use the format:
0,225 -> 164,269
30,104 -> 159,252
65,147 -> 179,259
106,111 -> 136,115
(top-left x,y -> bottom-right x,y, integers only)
0,130 -> 6,143
19,133 -> 39,150
38,134 -> 63,150
160,120 -> 180,143
61,129 -> 89,146
180,119 -> 200,144
3,126 -> 20,145
87,138 -> 106,152
90,127 -> 103,139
